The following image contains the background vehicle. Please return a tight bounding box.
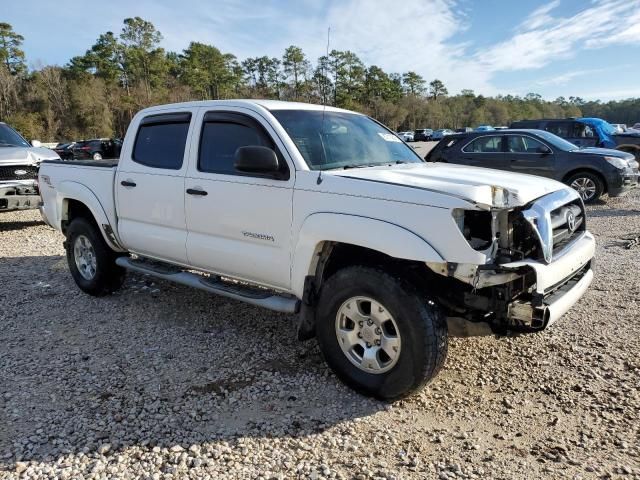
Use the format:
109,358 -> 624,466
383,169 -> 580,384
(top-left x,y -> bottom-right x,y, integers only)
510,117 -> 640,160
39,100 -> 595,399
633,123 -> 640,130
53,142 -> 75,160
611,123 -> 627,133
474,125 -> 495,132
455,127 -> 472,133
397,131 -> 414,142
72,138 -> 122,160
426,129 -> 639,203
431,129 -> 454,140
414,128 -> 433,141
0,122 -> 59,212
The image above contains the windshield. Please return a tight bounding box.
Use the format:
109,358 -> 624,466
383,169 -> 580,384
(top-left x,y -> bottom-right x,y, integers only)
0,124 -> 30,147
271,110 -> 423,170
534,130 -> 581,151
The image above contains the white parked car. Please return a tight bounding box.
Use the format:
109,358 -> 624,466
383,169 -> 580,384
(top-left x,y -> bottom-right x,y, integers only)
38,100 -> 595,399
397,131 -> 414,142
0,122 -> 59,212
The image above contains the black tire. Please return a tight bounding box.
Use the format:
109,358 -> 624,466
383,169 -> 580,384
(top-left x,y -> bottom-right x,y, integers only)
315,266 -> 448,400
66,217 -> 126,296
565,171 -> 604,203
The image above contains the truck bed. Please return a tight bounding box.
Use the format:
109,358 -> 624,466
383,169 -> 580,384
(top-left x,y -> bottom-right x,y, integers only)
42,159 -> 119,168
38,159 -> 119,233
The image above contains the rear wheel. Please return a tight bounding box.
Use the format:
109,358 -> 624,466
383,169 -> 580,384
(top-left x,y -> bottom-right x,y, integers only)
566,172 -> 604,203
66,217 -> 126,296
315,266 -> 448,400
92,152 -> 103,160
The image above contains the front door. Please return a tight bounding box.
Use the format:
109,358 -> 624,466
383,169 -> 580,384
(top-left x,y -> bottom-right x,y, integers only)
184,109 -> 294,290
503,134 -> 556,177
116,111 -> 194,264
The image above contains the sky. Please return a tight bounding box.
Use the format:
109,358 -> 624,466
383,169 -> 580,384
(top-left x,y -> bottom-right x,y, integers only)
5,0 -> 640,101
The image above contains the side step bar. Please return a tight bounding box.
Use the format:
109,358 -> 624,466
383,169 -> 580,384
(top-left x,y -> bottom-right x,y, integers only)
115,257 -> 300,314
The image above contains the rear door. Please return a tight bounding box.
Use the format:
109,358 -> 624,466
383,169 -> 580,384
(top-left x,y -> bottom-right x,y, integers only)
116,110 -> 194,264
458,135 -> 508,169
184,108 -> 295,290
504,134 -> 556,177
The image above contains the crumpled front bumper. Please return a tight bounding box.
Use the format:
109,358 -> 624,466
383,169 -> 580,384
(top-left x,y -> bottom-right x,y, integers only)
0,181 -> 40,212
500,231 -> 595,329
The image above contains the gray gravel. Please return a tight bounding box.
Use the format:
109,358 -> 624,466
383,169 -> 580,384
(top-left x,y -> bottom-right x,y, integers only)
1,189 -> 640,479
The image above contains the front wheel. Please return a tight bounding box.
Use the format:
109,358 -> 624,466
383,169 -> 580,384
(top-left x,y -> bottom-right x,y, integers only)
315,266 -> 448,400
66,217 -> 126,296
566,172 -> 604,203
92,152 -> 103,160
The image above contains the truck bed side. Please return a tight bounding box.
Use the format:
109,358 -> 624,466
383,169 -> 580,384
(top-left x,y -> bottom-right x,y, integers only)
38,161 -> 121,249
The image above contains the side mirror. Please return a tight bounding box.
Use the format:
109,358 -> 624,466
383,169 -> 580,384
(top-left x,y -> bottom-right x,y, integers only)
31,139 -> 42,148
235,146 -> 280,174
537,145 -> 552,154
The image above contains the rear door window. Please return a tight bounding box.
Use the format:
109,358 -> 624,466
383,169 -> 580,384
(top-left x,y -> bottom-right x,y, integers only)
133,113 -> 192,170
546,122 -> 572,138
462,136 -> 503,153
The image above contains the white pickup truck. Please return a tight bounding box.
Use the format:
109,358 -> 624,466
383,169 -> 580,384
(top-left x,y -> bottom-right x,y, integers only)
39,100 -> 595,399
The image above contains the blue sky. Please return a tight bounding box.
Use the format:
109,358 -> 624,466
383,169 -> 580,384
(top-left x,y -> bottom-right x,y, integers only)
5,0 -> 640,100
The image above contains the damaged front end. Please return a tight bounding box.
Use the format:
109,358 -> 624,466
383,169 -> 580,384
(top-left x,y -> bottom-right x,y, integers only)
427,188 -> 595,335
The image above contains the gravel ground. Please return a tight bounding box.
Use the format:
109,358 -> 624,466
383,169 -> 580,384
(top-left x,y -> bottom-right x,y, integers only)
1,189 -> 639,480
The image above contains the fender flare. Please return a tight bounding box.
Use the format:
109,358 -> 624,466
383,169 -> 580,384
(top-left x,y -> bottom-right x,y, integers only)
290,212 -> 444,298
56,181 -> 124,252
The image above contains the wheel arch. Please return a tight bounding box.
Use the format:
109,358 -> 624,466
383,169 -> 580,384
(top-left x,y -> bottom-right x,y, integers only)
562,168 -> 608,193
291,213 -> 444,299
58,182 -> 124,251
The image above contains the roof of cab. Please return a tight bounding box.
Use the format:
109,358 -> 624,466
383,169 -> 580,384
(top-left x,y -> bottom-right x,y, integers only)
136,99 -> 358,116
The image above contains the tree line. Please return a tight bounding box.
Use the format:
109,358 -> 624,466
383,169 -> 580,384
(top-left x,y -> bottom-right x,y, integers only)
0,19 -> 638,142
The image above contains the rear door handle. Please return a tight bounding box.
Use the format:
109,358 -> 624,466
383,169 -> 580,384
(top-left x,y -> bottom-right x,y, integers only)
120,180 -> 136,187
186,188 -> 208,196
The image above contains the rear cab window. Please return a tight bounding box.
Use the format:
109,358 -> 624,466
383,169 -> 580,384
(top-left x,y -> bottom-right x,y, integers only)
132,112 -> 192,170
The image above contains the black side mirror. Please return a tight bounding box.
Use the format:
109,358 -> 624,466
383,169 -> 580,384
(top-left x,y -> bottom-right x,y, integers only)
235,146 -> 280,174
537,145 -> 552,154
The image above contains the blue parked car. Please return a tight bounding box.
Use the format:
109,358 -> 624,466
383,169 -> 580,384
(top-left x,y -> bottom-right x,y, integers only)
474,125 -> 495,132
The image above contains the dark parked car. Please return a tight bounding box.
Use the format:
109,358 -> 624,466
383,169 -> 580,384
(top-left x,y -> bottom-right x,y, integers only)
72,138 -> 122,160
53,142 -> 75,160
426,129 -> 639,203
510,117 -> 640,160
414,128 -> 433,141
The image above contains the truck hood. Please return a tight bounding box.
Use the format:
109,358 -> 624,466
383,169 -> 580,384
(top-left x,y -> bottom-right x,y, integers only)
331,162 -> 568,208
0,146 -> 60,166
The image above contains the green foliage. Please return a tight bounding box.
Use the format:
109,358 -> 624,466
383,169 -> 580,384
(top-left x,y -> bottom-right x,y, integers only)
0,18 -> 638,142
0,23 -> 26,75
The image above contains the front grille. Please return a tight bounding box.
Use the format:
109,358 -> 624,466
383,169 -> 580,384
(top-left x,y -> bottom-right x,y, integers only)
0,165 -> 38,181
549,200 -> 585,255
518,189 -> 585,263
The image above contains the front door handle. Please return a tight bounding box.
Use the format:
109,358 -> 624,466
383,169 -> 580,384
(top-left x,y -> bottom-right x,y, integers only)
120,180 -> 136,187
186,188 -> 208,196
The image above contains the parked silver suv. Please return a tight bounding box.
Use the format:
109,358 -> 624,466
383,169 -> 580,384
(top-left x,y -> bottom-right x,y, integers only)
0,122 -> 59,212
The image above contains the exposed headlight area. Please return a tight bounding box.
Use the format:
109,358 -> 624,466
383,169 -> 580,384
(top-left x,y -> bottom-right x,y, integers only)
452,209 -> 493,251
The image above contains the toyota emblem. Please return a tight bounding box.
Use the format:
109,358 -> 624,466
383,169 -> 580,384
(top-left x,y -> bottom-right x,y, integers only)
14,169 -> 27,176
566,211 -> 577,232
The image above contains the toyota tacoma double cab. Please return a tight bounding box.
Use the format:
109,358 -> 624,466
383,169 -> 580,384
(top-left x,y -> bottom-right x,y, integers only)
0,122 -> 59,212
39,100 -> 595,399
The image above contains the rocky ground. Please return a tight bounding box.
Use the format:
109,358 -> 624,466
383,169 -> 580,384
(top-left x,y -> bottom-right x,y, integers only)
1,189 -> 639,480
